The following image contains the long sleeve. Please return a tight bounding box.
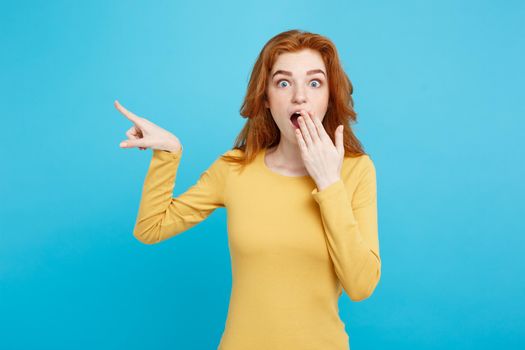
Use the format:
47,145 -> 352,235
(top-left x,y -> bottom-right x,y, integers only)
133,147 -> 229,245
310,155 -> 381,301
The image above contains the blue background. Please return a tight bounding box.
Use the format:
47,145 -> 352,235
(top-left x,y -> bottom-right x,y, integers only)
1,0 -> 524,349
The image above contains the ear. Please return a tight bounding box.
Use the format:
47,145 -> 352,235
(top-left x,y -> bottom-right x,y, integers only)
264,99 -> 269,109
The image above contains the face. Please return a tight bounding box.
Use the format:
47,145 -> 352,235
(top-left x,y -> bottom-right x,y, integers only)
264,48 -> 330,144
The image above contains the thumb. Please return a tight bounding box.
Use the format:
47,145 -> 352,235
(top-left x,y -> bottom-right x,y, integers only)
335,125 -> 344,156
120,139 -> 146,149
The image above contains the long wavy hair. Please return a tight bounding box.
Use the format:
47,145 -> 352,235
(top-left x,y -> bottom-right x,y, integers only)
222,29 -> 366,170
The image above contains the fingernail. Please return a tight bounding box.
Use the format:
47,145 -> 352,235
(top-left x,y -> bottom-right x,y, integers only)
120,142 -> 127,147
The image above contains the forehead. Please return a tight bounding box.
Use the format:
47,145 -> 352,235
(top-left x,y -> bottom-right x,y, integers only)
271,49 -> 326,73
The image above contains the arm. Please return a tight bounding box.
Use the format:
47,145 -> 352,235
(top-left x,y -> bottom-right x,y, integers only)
133,147 -> 229,244
311,155 -> 381,301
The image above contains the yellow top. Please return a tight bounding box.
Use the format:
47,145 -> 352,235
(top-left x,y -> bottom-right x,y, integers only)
133,147 -> 381,350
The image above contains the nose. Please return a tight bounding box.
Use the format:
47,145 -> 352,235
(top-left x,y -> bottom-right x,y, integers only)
292,84 -> 307,104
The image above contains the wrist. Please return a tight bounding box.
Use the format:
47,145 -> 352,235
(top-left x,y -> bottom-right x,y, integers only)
161,141 -> 182,153
316,177 -> 340,191
166,146 -> 182,153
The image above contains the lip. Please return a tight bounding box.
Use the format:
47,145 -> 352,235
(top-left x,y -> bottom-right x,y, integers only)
289,109 -> 310,117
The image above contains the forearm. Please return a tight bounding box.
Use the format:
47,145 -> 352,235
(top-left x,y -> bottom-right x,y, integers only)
133,149 -> 182,244
312,178 -> 381,301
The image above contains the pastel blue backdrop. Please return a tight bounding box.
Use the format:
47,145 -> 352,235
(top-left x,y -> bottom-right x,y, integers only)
1,0 -> 523,349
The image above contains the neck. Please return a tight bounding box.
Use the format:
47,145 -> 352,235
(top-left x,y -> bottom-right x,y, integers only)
267,139 -> 305,171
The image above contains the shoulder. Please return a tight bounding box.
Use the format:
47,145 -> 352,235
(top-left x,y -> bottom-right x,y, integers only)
342,153 -> 376,180
207,148 -> 245,173
217,148 -> 245,164
344,154 -> 377,207
222,148 -> 245,157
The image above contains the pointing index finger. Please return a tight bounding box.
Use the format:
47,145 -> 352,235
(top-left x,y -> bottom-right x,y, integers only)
114,100 -> 141,124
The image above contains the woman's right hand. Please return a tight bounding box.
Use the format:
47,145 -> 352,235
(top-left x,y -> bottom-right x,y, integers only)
115,100 -> 182,153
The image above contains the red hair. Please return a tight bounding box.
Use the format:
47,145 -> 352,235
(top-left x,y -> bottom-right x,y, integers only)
222,29 -> 366,169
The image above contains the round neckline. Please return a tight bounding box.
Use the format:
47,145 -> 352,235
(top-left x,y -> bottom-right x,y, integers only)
260,148 -> 310,180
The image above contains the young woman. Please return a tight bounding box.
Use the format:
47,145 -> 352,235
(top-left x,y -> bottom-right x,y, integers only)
116,29 -> 381,350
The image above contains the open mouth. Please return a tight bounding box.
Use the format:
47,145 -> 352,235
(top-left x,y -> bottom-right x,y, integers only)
290,112 -> 301,129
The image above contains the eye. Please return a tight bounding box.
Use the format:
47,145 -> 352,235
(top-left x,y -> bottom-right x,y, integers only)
310,79 -> 322,88
276,79 -> 322,88
277,80 -> 289,88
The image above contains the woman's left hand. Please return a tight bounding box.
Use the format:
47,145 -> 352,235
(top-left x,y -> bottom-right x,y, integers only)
294,110 -> 345,191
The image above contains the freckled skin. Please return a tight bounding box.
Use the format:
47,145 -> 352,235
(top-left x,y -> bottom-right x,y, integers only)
262,49 -> 331,176
264,49 -> 330,146
263,49 -> 344,189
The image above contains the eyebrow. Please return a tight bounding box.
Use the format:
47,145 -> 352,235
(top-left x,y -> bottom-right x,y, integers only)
271,69 -> 326,79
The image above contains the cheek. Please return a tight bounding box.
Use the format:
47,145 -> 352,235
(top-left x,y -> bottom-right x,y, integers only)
266,90 -> 284,108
